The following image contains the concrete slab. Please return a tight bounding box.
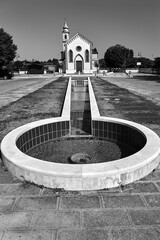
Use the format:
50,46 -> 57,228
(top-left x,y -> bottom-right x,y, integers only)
34,210 -> 80,229
129,209 -> 160,225
1,230 -> 55,240
101,195 -> 145,208
0,232 -> 3,239
140,170 -> 160,181
0,174 -> 20,184
60,195 -> 101,209
57,229 -> 109,240
117,182 -> 159,193
83,210 -> 131,227
143,194 -> 160,207
0,185 -> 23,197
0,197 -> 16,212
0,212 -> 33,230
14,196 -> 58,211
111,227 -> 160,240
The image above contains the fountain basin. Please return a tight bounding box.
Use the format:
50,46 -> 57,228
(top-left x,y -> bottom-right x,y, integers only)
1,116 -> 160,190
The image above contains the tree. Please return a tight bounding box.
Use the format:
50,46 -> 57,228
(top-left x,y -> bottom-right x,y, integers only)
136,57 -> 153,68
126,58 -> 137,68
0,28 -> 17,67
99,58 -> 106,69
46,58 -> 60,71
47,59 -> 52,63
13,60 -> 23,72
104,44 -> 134,71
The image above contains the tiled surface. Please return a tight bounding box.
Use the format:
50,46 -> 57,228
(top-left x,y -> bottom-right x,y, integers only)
0,179 -> 160,239
92,120 -> 146,152
16,121 -> 70,153
26,137 -> 126,163
83,209 -> 131,227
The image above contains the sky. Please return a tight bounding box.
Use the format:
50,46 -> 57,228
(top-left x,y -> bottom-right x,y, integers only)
0,0 -> 159,61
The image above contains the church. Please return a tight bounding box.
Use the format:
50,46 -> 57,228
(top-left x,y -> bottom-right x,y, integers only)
60,21 -> 98,74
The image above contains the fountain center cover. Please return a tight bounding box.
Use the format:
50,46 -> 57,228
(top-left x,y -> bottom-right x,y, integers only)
69,152 -> 91,164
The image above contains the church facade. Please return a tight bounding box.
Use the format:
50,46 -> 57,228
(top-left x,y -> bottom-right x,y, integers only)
60,21 -> 98,74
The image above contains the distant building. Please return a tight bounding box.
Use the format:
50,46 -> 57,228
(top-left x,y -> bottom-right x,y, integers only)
60,21 -> 98,74
44,63 -> 55,73
27,63 -> 44,74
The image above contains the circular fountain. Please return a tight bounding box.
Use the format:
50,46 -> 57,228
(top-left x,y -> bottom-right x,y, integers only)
1,116 -> 160,191
1,77 -> 160,190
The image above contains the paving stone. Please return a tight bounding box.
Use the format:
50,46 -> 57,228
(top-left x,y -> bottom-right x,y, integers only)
156,182 -> 160,188
83,210 -> 131,227
0,174 -> 20,184
0,212 -> 33,230
140,171 -> 160,181
0,164 -> 8,174
0,232 -> 3,239
102,195 -> 145,208
110,228 -> 135,240
98,187 -> 120,194
157,163 -> 160,169
1,230 -> 55,240
133,228 -> 160,240
129,209 -> 160,225
60,195 -> 100,209
0,185 -> 23,196
111,227 -> 160,240
34,210 -> 80,229
15,196 -> 58,211
57,229 -> 109,240
143,194 -> 160,207
0,197 -> 16,212
0,183 -> 40,196
123,182 -> 159,193
20,184 -> 41,196
41,188 -> 64,196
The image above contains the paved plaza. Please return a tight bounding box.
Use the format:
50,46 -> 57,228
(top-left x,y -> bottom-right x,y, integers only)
0,74 -> 160,239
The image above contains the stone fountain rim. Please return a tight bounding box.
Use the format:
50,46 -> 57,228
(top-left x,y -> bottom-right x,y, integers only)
1,116 -> 160,183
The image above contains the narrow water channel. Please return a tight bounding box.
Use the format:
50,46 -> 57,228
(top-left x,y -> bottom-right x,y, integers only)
70,77 -> 91,135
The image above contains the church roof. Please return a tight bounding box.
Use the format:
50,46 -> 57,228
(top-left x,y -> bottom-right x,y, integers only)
66,32 -> 93,46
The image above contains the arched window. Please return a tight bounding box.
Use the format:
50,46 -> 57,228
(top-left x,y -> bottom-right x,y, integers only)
85,49 -> 89,62
69,50 -> 73,63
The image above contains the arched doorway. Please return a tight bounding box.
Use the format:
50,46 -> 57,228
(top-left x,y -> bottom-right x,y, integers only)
75,55 -> 83,73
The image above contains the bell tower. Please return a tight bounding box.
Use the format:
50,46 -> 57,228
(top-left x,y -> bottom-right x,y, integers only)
62,20 -> 70,51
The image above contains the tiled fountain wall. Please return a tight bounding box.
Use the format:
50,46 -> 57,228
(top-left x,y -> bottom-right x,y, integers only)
16,121 -> 70,154
92,120 -> 146,152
